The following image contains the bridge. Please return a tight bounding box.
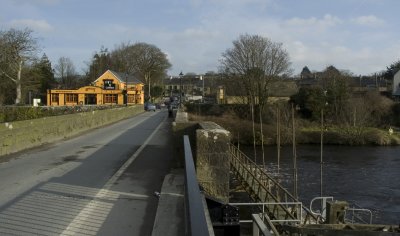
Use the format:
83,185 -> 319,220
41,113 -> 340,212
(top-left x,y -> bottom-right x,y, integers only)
172,110 -> 400,236
0,107 -> 399,235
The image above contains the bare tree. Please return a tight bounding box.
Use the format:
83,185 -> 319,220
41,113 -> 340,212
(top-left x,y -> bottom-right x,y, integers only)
220,34 -> 292,163
112,42 -> 171,100
221,34 -> 292,108
320,66 -> 352,123
0,28 -> 38,104
54,57 -> 77,88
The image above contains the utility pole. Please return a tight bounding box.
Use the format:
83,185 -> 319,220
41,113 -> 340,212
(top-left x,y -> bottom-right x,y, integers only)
277,106 -> 281,175
200,75 -> 204,103
292,103 -> 298,199
320,108 -> 324,198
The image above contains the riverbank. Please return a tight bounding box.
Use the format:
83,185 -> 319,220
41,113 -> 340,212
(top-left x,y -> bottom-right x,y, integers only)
188,113 -> 400,146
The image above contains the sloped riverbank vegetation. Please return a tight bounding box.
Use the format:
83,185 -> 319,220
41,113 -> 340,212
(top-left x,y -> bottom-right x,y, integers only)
187,103 -> 400,146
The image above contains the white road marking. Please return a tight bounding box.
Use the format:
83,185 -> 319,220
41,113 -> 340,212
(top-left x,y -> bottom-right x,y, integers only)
60,115 -> 167,235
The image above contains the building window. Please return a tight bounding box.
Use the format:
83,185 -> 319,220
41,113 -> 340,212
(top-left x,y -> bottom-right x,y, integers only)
104,94 -> 117,103
65,94 -> 78,103
103,80 -> 116,90
51,94 -> 59,103
127,95 -> 135,103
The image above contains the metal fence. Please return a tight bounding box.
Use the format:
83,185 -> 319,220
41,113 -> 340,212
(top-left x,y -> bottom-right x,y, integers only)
183,135 -> 213,236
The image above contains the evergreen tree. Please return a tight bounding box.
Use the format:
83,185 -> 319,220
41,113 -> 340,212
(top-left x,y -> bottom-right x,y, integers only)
384,60 -> 400,80
85,46 -> 112,84
300,66 -> 312,79
37,54 -> 56,102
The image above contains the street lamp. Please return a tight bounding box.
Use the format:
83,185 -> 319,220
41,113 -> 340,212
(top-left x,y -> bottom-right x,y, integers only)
179,71 -> 183,108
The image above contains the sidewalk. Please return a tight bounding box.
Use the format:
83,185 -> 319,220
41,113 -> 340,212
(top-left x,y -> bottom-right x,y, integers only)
152,169 -> 185,236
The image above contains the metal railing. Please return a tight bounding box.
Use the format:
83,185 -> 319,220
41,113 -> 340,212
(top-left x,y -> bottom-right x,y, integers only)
183,135 -> 213,236
228,144 -> 319,227
309,196 -> 334,221
229,202 -> 303,224
345,207 -> 373,224
252,213 -> 275,236
230,202 -> 303,235
310,196 -> 373,224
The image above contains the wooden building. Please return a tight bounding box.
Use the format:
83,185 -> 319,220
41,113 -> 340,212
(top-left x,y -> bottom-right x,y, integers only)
47,70 -> 144,106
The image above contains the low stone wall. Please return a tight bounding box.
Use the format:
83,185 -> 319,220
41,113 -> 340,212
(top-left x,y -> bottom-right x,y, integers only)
0,105 -> 144,156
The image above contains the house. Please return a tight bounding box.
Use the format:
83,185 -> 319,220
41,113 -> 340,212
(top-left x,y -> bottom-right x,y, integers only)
393,70 -> 400,98
47,70 -> 144,106
163,74 -> 216,101
219,79 -> 298,104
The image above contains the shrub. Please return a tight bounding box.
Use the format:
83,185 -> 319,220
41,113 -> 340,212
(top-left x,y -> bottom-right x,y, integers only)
0,105 -> 126,123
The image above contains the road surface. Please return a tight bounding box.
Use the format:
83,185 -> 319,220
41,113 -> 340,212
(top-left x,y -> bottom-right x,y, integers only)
0,109 -> 175,235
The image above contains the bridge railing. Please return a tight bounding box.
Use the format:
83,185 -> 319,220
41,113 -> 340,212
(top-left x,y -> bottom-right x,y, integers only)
228,144 -> 319,226
183,135 -> 213,236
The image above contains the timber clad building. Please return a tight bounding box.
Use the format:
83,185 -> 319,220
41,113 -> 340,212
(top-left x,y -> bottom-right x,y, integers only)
47,70 -> 144,106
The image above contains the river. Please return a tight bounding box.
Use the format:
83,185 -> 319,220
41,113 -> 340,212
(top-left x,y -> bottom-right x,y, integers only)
240,145 -> 400,225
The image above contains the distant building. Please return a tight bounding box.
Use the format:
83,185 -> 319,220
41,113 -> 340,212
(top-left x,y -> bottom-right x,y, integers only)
296,66 -> 390,95
393,70 -> 400,98
221,79 -> 298,104
47,70 -> 144,106
163,74 -> 220,102
350,76 -> 389,94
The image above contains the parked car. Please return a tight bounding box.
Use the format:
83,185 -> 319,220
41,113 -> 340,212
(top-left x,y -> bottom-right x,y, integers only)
144,103 -> 156,112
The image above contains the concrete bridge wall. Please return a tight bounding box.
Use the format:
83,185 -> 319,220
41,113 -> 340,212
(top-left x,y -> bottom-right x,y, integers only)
0,105 -> 144,156
173,110 -> 231,202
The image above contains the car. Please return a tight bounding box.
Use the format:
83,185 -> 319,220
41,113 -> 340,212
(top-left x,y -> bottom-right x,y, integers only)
145,103 -> 156,112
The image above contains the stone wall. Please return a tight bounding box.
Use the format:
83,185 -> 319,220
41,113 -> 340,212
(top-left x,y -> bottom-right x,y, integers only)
173,110 -> 231,202
196,122 -> 231,203
0,105 -> 144,156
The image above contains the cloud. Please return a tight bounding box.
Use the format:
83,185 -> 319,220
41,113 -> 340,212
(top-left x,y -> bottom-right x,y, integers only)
286,39 -> 398,75
284,14 -> 342,30
9,19 -> 53,32
12,0 -> 59,5
351,15 -> 385,27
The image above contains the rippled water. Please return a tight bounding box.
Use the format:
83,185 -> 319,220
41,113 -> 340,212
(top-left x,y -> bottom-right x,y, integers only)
240,145 -> 400,225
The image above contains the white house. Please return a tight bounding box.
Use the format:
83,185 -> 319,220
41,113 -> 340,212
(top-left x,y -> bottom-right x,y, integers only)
393,70 -> 400,98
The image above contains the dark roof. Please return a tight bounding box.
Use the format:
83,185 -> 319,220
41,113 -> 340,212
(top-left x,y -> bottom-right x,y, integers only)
109,70 -> 143,84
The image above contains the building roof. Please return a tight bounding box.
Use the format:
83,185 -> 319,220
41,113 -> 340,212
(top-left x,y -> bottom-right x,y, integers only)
93,70 -> 144,84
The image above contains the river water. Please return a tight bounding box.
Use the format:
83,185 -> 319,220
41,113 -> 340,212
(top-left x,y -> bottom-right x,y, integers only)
240,145 -> 400,225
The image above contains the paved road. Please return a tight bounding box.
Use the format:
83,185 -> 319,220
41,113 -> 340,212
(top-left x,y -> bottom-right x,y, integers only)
0,109 -> 175,235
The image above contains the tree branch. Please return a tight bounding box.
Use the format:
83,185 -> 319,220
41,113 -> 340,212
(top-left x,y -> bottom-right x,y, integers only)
0,69 -> 16,83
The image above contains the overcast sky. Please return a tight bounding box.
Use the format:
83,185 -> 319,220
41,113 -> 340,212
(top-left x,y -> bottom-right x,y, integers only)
1,0 -> 399,76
